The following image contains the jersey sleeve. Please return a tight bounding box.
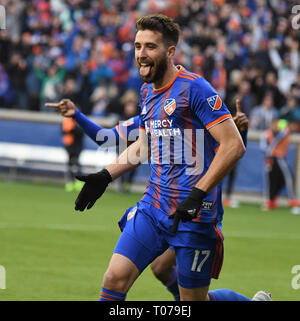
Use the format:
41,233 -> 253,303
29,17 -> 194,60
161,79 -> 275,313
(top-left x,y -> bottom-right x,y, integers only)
189,78 -> 232,130
73,108 -> 118,147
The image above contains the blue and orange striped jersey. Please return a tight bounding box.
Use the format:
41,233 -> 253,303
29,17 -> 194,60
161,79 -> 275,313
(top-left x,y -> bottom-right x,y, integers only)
139,65 -> 232,225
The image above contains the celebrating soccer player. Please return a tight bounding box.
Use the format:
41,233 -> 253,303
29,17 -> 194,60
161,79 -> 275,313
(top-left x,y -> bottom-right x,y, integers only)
48,14 -> 271,301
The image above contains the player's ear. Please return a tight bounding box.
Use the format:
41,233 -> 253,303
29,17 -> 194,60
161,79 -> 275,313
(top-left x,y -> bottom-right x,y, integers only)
167,45 -> 176,59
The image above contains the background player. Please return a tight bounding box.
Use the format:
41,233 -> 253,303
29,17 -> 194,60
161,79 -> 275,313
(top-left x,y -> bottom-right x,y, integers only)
260,118 -> 300,211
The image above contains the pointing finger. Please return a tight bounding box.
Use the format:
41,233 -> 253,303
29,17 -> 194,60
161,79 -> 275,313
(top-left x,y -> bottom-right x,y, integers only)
45,102 -> 61,108
235,99 -> 241,115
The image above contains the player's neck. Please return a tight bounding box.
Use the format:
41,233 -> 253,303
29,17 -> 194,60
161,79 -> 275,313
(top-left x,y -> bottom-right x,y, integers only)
152,63 -> 179,91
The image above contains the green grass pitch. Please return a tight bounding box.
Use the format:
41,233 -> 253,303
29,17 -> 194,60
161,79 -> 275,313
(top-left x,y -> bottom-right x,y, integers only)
0,180 -> 299,301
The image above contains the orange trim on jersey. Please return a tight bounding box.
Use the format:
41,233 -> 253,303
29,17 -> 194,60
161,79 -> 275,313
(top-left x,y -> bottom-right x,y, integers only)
139,126 -> 145,130
180,70 -> 200,79
116,124 -> 128,142
152,65 -> 184,93
205,114 -> 232,130
178,75 -> 196,81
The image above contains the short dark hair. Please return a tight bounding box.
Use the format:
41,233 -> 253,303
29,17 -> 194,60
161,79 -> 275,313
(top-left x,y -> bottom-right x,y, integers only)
135,14 -> 180,47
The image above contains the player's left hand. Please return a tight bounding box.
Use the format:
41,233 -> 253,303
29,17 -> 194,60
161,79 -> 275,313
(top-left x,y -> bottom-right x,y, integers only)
169,187 -> 206,233
74,169 -> 112,211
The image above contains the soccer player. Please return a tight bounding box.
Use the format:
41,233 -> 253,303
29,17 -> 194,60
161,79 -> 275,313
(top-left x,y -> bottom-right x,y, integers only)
73,14 -> 247,301
47,15 -> 270,300
260,118 -> 300,211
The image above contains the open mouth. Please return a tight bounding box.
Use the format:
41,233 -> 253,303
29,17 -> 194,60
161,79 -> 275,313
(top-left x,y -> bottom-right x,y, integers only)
139,63 -> 153,78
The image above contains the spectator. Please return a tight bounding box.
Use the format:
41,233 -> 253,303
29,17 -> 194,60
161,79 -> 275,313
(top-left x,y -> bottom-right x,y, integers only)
234,79 -> 253,117
211,56 -> 227,99
6,52 -> 28,109
250,92 -> 279,130
105,84 -> 125,119
90,86 -> 108,117
279,96 -> 300,124
264,71 -> 285,110
118,89 -> 139,192
120,89 -> 139,120
76,62 -> 93,115
35,62 -> 66,111
268,38 -> 299,95
0,0 -> 299,117
0,64 -> 12,108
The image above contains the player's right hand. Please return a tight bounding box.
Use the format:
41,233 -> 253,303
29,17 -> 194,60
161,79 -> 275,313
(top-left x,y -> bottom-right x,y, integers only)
74,169 -> 112,211
45,99 -> 76,117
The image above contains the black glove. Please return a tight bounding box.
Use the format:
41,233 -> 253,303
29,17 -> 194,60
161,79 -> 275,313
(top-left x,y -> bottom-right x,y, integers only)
75,169 -> 112,211
169,187 -> 206,233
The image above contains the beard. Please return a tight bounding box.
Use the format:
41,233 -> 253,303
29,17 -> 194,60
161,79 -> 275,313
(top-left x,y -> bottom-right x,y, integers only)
139,53 -> 168,84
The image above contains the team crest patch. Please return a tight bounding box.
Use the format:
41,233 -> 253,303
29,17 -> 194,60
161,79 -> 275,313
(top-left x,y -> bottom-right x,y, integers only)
207,95 -> 222,111
164,98 -> 176,116
127,206 -> 137,221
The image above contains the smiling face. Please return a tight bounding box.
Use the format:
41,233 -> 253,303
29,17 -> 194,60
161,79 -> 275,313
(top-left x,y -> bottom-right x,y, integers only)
134,29 -> 173,85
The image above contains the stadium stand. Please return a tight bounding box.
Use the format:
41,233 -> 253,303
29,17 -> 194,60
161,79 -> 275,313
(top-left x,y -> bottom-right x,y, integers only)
0,0 -> 300,202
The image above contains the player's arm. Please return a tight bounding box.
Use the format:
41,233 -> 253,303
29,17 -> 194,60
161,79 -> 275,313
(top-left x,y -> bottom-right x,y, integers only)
170,93 -> 246,231
199,99 -> 248,192
196,118 -> 246,192
46,99 -> 138,147
170,118 -> 245,232
74,127 -> 148,211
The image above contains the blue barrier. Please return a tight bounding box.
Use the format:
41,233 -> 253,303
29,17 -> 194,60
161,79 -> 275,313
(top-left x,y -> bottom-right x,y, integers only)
0,119 -> 297,196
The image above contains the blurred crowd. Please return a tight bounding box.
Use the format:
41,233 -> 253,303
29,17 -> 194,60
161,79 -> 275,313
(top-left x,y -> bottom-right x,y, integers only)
0,0 -> 300,130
